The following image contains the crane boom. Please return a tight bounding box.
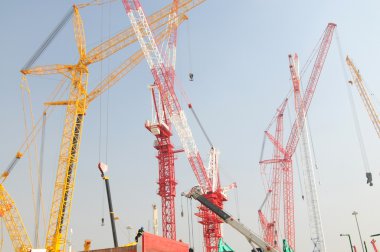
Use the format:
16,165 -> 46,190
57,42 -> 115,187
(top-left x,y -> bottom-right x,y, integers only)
86,0 -> 205,65
283,24 -> 336,249
122,0 -> 211,192
44,6 -> 89,251
346,56 -> 380,138
285,23 -> 336,156
185,186 -> 279,252
0,185 -> 32,252
289,54 -> 326,251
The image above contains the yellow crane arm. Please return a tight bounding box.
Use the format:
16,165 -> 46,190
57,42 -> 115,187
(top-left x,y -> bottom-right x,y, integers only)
85,0 -> 203,64
0,185 -> 32,252
21,64 -> 72,76
346,56 -> 380,138
87,14 -> 187,103
45,71 -> 88,252
77,0 -> 117,9
45,5 -> 89,251
73,5 -> 86,59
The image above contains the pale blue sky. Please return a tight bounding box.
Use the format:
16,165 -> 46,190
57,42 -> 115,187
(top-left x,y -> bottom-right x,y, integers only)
1,1 -> 380,251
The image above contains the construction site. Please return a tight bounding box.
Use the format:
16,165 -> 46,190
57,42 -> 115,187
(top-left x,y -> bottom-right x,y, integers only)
0,1 -> 380,251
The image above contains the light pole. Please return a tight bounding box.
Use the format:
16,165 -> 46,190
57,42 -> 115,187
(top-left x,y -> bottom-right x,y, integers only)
340,234 -> 354,252
352,211 -> 365,252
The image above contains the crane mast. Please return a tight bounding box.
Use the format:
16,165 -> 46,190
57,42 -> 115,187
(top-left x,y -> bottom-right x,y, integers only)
283,24 -> 335,249
145,0 -> 179,240
289,54 -> 326,252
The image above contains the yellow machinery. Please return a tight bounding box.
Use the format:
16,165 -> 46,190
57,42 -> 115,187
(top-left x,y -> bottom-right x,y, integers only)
346,56 -> 380,138
19,2 -> 193,251
0,0 -> 202,250
0,185 -> 32,252
346,56 -> 376,186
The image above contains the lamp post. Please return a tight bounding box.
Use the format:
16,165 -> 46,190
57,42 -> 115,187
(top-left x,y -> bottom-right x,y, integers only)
340,234 -> 354,252
352,211 -> 365,252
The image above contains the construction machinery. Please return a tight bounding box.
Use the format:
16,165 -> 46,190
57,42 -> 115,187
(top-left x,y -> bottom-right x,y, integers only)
122,1 -> 229,251
258,99 -> 288,250
98,163 -> 118,248
259,23 -> 336,251
0,1 -> 204,249
0,184 -> 32,252
144,0 -> 180,240
19,1 -> 194,250
371,239 -> 378,252
184,186 -> 279,252
346,56 -> 376,186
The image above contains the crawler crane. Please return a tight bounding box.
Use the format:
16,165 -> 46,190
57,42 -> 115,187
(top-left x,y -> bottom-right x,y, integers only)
260,23 -> 336,251
16,1 -> 201,251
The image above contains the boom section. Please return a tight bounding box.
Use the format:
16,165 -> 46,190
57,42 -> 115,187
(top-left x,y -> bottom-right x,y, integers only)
186,186 -> 279,252
122,0 -> 211,192
346,56 -> 380,138
0,185 -> 32,252
285,23 -> 336,157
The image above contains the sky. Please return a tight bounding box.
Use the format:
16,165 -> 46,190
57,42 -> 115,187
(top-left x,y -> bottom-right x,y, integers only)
1,1 -> 380,251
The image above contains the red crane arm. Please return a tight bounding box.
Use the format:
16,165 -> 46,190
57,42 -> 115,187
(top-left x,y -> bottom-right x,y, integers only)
285,23 -> 336,157
122,0 -> 212,192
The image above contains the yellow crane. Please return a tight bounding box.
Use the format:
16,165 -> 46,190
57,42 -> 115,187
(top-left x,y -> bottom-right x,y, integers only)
346,56 -> 376,185
346,56 -> 380,137
0,184 -> 32,252
20,3 -> 192,251
0,1 -> 200,251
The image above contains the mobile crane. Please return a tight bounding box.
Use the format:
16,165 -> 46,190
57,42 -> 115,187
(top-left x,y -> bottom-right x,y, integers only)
184,186 -> 280,252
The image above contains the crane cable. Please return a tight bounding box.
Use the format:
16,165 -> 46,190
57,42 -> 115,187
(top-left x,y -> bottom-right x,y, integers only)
20,77 -> 38,233
34,111 -> 47,248
186,21 -> 194,80
336,30 -> 373,186
286,104 -> 305,199
175,76 -> 214,148
1,76 -> 69,184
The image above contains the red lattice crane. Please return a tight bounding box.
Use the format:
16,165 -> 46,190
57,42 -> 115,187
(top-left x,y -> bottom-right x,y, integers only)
260,23 -> 336,250
145,0 -> 180,240
122,1 -> 226,251
259,98 -> 288,250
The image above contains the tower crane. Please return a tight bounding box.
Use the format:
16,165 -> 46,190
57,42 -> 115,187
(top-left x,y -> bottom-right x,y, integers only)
260,23 -> 336,251
122,1 -> 228,251
144,0 -> 180,240
345,56 -> 376,186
